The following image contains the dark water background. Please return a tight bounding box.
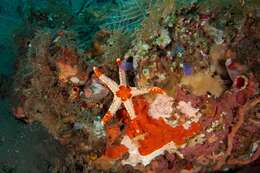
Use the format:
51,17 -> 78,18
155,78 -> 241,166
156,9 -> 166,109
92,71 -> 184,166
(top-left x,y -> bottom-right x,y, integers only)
0,1 -> 73,172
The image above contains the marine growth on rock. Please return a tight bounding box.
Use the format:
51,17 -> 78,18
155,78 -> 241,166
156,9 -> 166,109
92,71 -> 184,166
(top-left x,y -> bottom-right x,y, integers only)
10,0 -> 260,172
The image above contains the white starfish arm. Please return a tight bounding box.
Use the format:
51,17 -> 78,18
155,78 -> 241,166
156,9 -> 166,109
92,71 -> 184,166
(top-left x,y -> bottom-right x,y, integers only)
131,87 -> 149,97
108,97 -> 122,115
131,87 -> 165,97
116,58 -> 127,86
123,99 -> 136,120
93,67 -> 119,93
99,74 -> 119,93
101,97 -> 122,125
119,66 -> 127,86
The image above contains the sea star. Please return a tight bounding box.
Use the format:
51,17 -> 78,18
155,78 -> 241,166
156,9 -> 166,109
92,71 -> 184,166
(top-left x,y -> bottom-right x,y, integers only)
93,58 -> 165,126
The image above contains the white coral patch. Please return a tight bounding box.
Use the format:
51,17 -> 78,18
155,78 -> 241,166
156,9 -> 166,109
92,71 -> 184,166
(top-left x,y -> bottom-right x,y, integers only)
70,76 -> 80,84
148,95 -> 174,120
121,136 -> 177,166
93,117 -> 105,138
177,101 -> 202,129
155,29 -> 171,48
91,81 -> 107,94
177,101 -> 200,119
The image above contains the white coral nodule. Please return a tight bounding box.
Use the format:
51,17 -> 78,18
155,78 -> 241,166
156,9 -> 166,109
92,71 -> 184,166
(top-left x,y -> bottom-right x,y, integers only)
154,29 -> 171,48
177,101 -> 202,129
148,94 -> 174,120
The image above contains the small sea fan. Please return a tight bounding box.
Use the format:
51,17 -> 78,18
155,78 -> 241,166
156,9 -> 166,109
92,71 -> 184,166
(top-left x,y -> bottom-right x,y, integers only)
101,30 -> 133,64
102,0 -> 155,31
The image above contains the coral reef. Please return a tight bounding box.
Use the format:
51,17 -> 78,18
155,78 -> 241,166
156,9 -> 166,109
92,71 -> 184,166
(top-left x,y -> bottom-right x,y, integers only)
12,0 -> 260,172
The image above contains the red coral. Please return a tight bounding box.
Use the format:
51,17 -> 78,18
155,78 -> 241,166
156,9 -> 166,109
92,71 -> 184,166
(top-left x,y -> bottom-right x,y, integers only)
121,97 -> 202,156
105,144 -> 128,159
214,95 -> 260,170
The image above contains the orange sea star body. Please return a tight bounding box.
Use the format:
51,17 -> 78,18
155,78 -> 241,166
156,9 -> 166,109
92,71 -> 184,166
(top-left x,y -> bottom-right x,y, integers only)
116,85 -> 132,101
93,58 -> 165,126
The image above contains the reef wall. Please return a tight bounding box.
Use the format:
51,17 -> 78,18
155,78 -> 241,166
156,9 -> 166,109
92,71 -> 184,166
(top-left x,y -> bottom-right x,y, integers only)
6,0 -> 260,172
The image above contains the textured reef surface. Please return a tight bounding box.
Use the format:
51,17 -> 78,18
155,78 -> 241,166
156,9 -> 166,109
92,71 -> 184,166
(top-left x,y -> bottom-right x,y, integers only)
7,0 -> 260,172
